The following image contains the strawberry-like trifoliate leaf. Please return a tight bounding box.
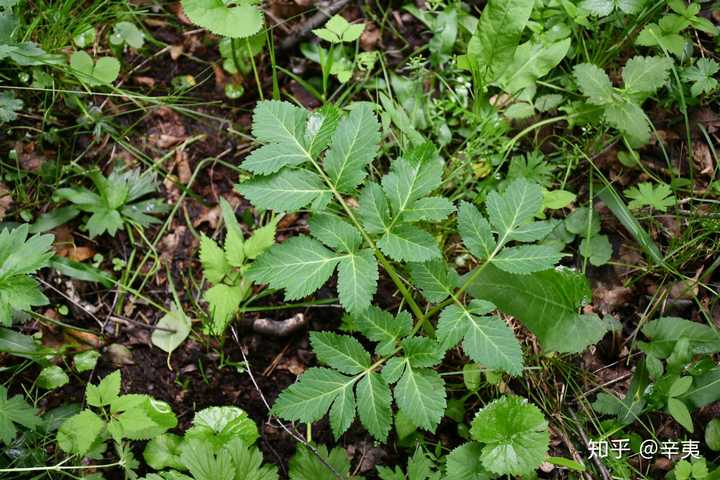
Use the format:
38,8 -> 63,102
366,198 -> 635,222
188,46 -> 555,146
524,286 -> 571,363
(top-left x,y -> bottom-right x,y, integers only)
470,396 -> 549,476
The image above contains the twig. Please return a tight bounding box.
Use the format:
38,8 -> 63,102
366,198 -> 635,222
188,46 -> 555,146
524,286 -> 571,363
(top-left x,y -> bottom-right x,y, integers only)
240,313 -> 307,337
279,0 -> 355,51
569,409 -> 612,480
230,326 -> 347,480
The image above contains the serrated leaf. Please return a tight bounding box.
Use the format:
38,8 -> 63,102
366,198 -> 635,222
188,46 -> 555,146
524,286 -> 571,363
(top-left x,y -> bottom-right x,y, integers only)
604,100 -> 650,144
309,214 -> 362,252
57,409 -> 105,455
358,182 -> 390,234
378,224 -> 441,262
289,443 -> 352,480
0,385 -> 41,445
329,381 -> 355,438
466,264 -> 608,353
438,300 -> 523,375
182,0 -> 263,39
324,104 -> 380,192
356,372 -> 392,442
244,217 -> 278,260
471,396 -> 549,476
402,196 -> 455,223
458,201 -> 496,259
401,336 -> 444,368
220,198 -> 244,266
408,260 -> 452,303
573,63 -> 614,105
247,236 -> 342,300
337,249 -> 378,313
180,438 -> 235,480
86,370 -> 121,407
273,367 -> 356,424
199,234 -> 229,284
236,168 -> 329,212
305,105 -> 341,158
241,142 -> 310,175
445,443 -> 491,480
382,145 -> 442,219
354,306 -> 412,355
204,282 -> 247,335
499,38 -> 571,94
394,365 -> 446,432
622,55 -> 672,95
486,178 -> 543,247
310,331 -> 371,374
492,244 -> 563,274
509,220 -> 555,242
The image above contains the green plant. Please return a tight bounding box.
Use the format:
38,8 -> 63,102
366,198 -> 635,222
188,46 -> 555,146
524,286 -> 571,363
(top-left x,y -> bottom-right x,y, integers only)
51,370 -> 176,479
109,21 -> 144,49
142,405 -> 277,480
573,55 -> 673,145
624,182 -> 677,212
199,198 -> 277,335
593,317 -> 720,433
636,1 -> 718,58
55,167 -> 169,238
181,0 -> 263,39
69,50 -> 121,86
0,224 -> 54,326
235,100 -> 608,452
0,385 -> 41,446
682,58 -> 719,97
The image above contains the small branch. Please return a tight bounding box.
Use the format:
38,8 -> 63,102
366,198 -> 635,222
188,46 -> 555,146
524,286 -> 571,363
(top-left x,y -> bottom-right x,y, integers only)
230,326 -> 347,480
247,313 -> 307,336
569,409 -> 612,480
279,0 -> 354,51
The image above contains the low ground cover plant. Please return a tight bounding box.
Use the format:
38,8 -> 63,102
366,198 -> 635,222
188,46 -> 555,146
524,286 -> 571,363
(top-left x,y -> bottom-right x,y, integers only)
1,0 -> 720,478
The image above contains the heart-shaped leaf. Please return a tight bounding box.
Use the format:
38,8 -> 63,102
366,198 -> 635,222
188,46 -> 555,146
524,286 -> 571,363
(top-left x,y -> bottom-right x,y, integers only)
69,51 -> 120,86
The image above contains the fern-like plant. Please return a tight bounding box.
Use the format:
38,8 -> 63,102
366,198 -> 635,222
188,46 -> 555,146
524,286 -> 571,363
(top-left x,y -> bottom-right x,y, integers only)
236,100 -> 608,446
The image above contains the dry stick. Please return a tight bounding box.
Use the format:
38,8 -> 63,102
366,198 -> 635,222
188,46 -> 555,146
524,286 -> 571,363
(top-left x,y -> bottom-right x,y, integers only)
279,0 -> 355,51
230,326 -> 347,480
569,409 -> 612,480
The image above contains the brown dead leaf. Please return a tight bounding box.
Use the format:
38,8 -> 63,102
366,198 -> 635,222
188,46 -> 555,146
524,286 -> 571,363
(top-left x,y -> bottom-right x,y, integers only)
0,183 -> 12,222
360,22 -> 381,51
192,204 -> 221,229
133,76 -> 156,87
107,343 -> 135,366
65,329 -> 102,348
593,282 -> 632,314
169,44 -> 184,60
15,141 -> 46,172
693,142 -> 713,175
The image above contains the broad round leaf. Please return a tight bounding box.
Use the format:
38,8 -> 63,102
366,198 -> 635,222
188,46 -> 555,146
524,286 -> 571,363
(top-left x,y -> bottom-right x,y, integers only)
182,0 -> 263,39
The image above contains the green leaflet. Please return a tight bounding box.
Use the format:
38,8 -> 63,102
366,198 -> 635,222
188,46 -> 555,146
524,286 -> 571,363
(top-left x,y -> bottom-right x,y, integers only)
573,56 -> 672,144
249,215 -> 378,312
437,300 -> 524,376
499,38 -> 571,93
0,385 -> 41,445
466,264 -> 608,353
246,236 -> 342,300
236,168 -> 329,212
465,0 -> 535,86
238,101 -> 382,214
324,103 -> 381,192
458,180 -> 563,274
311,332 -> 371,375
394,363 -> 446,432
353,306 -> 413,355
